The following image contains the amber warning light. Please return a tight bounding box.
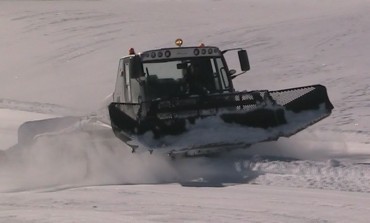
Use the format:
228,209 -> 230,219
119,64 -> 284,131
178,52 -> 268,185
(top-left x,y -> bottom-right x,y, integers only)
175,38 -> 183,47
129,48 -> 135,55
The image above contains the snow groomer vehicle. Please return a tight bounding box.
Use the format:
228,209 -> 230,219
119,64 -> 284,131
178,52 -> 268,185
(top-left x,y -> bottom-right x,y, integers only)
108,39 -> 334,158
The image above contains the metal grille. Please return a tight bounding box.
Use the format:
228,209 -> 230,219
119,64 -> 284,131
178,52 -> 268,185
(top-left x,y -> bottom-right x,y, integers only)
111,85 -> 332,121
152,91 -> 273,120
269,86 -> 315,106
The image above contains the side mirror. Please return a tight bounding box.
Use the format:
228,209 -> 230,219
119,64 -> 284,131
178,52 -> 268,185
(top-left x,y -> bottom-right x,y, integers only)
229,69 -> 236,75
238,50 -> 250,71
130,55 -> 144,78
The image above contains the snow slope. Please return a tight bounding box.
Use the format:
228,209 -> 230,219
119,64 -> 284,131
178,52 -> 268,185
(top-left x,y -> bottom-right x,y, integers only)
1,0 -> 370,222
2,184 -> 370,223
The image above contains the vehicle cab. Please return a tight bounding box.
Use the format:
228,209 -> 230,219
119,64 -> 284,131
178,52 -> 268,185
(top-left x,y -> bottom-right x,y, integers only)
112,40 -> 250,122
113,40 -> 250,105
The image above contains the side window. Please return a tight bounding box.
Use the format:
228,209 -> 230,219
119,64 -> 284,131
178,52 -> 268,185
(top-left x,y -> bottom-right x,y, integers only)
124,62 -> 132,102
114,59 -> 124,102
215,58 -> 230,90
210,58 -> 230,91
211,59 -> 221,91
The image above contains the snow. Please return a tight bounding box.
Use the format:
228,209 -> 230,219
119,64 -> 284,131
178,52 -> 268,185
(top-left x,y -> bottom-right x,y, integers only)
134,104 -> 329,153
2,184 -> 370,223
1,0 -> 370,222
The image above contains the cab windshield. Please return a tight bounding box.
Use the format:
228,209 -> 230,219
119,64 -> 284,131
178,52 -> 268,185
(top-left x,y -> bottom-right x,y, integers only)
142,57 -> 231,98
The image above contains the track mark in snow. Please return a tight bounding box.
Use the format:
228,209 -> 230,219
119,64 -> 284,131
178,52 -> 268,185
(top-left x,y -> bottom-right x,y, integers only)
0,98 -> 80,115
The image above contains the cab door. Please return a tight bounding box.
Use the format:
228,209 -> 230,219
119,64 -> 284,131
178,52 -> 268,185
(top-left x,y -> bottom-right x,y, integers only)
113,58 -> 125,103
123,58 -> 132,102
113,57 -> 133,103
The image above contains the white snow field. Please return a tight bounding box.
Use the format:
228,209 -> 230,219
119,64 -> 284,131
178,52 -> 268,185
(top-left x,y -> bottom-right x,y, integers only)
1,0 -> 370,222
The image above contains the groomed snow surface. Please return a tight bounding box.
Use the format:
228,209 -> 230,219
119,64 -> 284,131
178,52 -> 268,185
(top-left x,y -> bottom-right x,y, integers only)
1,0 -> 370,222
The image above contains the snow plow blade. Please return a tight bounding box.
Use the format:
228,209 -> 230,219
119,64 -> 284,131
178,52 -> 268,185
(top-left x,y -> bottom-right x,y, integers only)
18,116 -> 81,145
108,85 -> 333,156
